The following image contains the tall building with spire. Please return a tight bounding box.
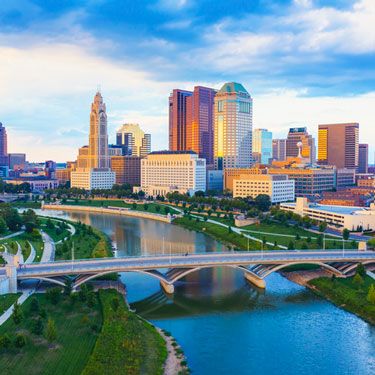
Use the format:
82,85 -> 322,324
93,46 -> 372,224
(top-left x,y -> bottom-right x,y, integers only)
0,122 -> 8,166
71,92 -> 115,190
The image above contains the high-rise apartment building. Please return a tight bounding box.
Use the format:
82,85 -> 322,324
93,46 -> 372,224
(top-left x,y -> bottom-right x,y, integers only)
116,123 -> 151,157
252,129 -> 272,164
286,127 -> 315,164
214,82 -> 253,170
71,92 -> 115,190
0,122 -> 8,166
318,123 -> 359,169
169,86 -> 216,165
272,139 -> 287,161
358,143 -> 369,174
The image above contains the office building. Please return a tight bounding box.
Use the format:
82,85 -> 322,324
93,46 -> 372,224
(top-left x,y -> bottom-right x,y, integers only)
272,139 -> 287,161
233,174 -> 295,203
136,151 -> 206,196
253,129 -> 272,164
224,167 -> 268,192
71,91 -> 115,190
358,143 -> 369,173
336,168 -> 356,188
169,86 -> 216,165
116,123 -> 151,157
8,153 -> 26,170
110,156 -> 141,186
318,123 -> 359,169
0,122 -> 8,166
214,82 -> 253,170
108,144 -> 123,157
286,127 -> 315,164
207,170 -> 223,192
55,161 -> 76,185
44,160 -> 56,179
281,197 -> 375,230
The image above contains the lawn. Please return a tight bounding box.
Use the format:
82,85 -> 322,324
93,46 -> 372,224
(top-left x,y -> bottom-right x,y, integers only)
82,289 -> 167,375
309,275 -> 375,324
62,199 -> 180,215
39,217 -> 71,243
0,293 -> 102,375
174,216 -> 266,250
0,293 -> 21,314
240,222 -> 357,250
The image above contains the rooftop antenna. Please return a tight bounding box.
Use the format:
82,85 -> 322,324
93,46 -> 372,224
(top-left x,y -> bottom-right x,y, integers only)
97,84 -> 101,93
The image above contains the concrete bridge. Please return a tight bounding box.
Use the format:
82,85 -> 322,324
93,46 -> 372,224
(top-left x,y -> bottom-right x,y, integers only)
2,250 -> 374,294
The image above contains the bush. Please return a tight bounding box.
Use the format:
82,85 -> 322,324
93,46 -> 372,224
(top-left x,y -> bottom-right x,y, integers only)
46,287 -> 61,305
30,297 -> 40,314
14,334 -> 27,348
45,318 -> 57,343
111,297 -> 119,311
0,334 -> 12,349
12,301 -> 23,325
32,317 -> 44,335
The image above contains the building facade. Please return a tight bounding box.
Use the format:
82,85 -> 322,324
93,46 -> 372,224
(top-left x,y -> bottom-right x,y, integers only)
233,174 -> 295,203
71,92 -> 115,190
281,197 -> 375,230
223,167 -> 267,191
0,122 -> 8,166
286,127 -> 315,164
214,82 -> 253,170
253,129 -> 272,164
8,153 -> 26,170
272,139 -> 286,161
318,123 -> 359,169
116,123 -> 151,157
358,143 -> 369,174
110,156 -> 141,186
137,151 -> 206,196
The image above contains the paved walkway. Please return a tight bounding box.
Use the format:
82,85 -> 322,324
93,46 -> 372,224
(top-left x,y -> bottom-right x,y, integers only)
25,241 -> 36,264
0,289 -> 34,326
40,231 -> 55,262
0,231 -> 24,241
367,270 -> 375,281
15,241 -> 24,264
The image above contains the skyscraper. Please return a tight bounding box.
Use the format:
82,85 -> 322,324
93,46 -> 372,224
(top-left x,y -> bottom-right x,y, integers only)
0,122 -> 8,166
318,123 -> 359,169
286,127 -> 315,164
272,139 -> 287,161
169,86 -> 216,165
71,92 -> 115,190
214,82 -> 253,170
252,129 -> 272,164
116,123 -> 151,157
169,89 -> 192,151
358,143 -> 368,173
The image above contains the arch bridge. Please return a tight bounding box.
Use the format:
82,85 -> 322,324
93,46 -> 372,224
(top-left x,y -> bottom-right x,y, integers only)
7,250 -> 375,294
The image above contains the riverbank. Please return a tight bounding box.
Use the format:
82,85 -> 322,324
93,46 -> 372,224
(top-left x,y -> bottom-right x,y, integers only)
282,269 -> 375,325
43,203 -> 173,223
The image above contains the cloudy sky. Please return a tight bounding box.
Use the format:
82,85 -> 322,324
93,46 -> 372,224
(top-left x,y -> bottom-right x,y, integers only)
0,0 -> 374,162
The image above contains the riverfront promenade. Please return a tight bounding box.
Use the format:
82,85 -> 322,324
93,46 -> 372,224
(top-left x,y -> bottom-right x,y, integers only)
8,250 -> 375,292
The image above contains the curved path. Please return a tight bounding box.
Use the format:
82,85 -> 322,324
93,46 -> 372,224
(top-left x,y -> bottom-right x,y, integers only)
40,231 -> 55,262
0,289 -> 35,326
25,241 -> 36,264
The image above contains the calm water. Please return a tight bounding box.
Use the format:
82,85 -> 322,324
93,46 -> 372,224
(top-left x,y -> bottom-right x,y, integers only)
40,209 -> 375,374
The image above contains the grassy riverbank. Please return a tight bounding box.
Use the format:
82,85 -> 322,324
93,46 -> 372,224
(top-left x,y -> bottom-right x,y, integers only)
0,293 -> 102,375
309,275 -> 375,325
174,216 -> 265,250
82,289 -> 167,375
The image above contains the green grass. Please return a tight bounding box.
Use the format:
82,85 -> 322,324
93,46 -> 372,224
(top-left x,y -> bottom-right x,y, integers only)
39,218 -> 71,243
240,222 -> 357,250
82,289 -> 167,375
10,201 -> 41,209
0,293 -> 102,375
0,293 -> 21,314
174,216 -> 266,250
62,199 -> 180,215
309,275 -> 375,324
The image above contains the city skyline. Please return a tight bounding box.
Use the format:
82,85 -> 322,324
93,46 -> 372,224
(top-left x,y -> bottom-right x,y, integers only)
0,0 -> 374,161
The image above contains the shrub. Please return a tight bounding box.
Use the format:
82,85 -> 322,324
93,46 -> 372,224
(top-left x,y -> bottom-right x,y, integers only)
32,317 -> 44,335
12,301 -> 23,325
46,287 -> 61,305
14,334 -> 27,348
111,297 -> 120,311
45,318 -> 57,343
0,334 -> 12,349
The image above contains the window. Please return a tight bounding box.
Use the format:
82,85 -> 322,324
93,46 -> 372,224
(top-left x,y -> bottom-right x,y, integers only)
217,100 -> 224,112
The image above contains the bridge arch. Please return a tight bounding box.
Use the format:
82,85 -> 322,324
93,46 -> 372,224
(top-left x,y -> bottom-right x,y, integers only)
18,276 -> 67,287
341,260 -> 375,275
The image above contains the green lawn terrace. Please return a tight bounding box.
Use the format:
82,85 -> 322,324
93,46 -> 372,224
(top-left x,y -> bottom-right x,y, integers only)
59,199 -> 181,216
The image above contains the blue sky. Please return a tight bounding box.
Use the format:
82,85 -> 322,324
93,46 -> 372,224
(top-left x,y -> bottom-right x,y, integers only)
0,0 -> 374,162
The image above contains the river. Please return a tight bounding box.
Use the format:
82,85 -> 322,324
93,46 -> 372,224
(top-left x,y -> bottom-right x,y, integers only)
39,209 -> 375,374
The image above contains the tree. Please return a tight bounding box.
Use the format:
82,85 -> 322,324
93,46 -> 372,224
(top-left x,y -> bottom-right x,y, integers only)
12,301 -> 23,325
79,284 -> 89,302
316,235 -> 323,247
356,263 -> 366,278
254,194 -> 271,212
295,233 -> 300,241
301,242 -> 308,250
367,284 -> 375,304
307,236 -> 312,244
64,278 -> 73,296
319,221 -> 327,232
343,228 -> 350,241
30,297 -> 40,314
111,297 -> 120,311
32,318 -> 44,335
45,318 -> 57,343
87,292 -> 96,308
352,273 -> 364,289
288,241 -> 295,250
46,287 -> 61,305
0,334 -> 11,349
0,217 -> 7,234
14,334 -> 26,348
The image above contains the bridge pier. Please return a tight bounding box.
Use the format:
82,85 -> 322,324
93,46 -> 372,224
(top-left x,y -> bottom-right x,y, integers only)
244,273 -> 266,289
160,281 -> 174,294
